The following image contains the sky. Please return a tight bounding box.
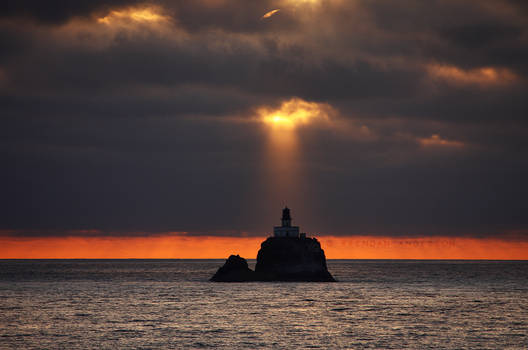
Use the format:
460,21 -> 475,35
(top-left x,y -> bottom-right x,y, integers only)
1,0 -> 528,258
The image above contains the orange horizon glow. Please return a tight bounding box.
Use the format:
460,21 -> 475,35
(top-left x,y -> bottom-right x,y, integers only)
1,235 -> 527,260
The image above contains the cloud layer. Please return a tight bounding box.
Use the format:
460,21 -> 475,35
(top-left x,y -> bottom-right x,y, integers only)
1,0 -> 527,238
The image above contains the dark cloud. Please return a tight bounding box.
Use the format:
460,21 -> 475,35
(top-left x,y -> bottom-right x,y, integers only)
162,0 -> 296,33
441,22 -> 522,50
1,0 -> 527,239
0,0 -> 142,24
1,0 -> 295,32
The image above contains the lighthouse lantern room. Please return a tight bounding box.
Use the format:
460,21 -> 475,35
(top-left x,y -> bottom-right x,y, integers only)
273,207 -> 301,238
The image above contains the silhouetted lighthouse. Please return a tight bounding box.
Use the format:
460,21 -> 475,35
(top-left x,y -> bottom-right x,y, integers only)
281,207 -> 292,227
273,207 -> 303,238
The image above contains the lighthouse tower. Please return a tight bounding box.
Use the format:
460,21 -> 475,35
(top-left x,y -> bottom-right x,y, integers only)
281,207 -> 291,227
273,207 -> 300,238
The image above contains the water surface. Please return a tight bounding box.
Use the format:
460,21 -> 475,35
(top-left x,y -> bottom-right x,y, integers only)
1,260 -> 527,349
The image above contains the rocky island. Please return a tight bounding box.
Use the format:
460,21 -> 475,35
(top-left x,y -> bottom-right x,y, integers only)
211,207 -> 336,282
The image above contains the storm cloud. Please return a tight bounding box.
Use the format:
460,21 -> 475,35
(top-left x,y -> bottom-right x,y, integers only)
1,0 -> 527,239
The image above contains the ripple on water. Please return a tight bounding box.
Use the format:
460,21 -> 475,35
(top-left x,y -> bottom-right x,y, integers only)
0,260 -> 527,349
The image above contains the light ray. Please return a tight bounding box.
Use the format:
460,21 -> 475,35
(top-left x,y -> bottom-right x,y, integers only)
255,98 -> 333,214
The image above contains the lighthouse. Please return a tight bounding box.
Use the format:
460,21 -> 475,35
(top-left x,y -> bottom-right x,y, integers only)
273,207 -> 301,238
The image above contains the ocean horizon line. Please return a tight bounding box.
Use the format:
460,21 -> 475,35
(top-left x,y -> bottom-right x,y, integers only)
2,258 -> 527,261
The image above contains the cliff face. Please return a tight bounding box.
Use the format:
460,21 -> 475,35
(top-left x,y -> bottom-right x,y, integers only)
210,237 -> 335,282
255,237 -> 335,282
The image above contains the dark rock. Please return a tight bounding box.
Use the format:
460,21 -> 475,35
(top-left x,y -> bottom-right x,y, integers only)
255,237 -> 336,282
210,237 -> 336,282
210,254 -> 255,282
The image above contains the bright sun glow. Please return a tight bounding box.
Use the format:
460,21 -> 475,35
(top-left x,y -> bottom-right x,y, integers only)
98,7 -> 169,24
257,98 -> 331,130
285,0 -> 320,4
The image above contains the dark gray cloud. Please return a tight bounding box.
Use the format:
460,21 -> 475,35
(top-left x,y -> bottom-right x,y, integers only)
1,0 -> 294,32
1,0 -> 142,24
1,0 -> 527,239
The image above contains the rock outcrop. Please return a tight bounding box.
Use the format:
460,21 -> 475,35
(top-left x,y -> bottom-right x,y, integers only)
210,254 -> 256,282
255,236 -> 335,281
210,237 -> 335,282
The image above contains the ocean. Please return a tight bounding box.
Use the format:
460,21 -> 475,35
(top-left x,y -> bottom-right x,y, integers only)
1,260 -> 527,349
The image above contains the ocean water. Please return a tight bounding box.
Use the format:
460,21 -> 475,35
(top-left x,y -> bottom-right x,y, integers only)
1,260 -> 527,349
